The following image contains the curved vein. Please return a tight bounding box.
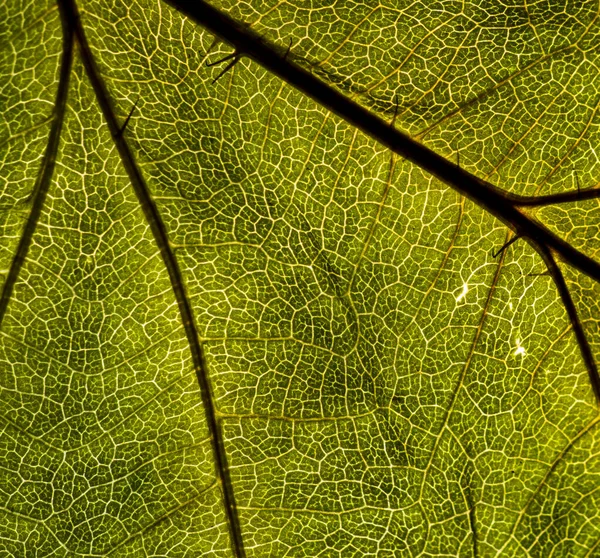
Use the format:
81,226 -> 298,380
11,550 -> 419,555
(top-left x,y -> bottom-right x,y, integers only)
0,6 -> 73,331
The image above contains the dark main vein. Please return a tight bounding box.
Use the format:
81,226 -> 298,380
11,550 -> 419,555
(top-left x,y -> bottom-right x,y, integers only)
56,1 -> 245,556
162,0 -> 600,403
162,0 -> 600,284
0,10 -> 73,329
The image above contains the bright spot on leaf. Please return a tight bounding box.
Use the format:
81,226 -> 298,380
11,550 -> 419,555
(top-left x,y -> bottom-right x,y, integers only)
456,283 -> 468,302
514,339 -> 526,356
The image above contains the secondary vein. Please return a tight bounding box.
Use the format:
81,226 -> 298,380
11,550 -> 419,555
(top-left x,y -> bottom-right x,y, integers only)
56,0 -> 246,555
0,8 -> 74,330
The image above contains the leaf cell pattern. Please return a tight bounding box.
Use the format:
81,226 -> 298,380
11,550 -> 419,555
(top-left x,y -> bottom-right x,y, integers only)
1,0 -> 600,556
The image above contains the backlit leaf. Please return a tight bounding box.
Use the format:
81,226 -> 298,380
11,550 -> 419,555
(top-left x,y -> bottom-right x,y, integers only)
1,0 -> 599,555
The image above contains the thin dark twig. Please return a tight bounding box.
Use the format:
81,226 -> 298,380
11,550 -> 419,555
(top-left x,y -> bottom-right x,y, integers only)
115,98 -> 138,138
206,51 -> 240,82
206,51 -> 238,67
492,234 -> 520,258
212,57 -> 239,82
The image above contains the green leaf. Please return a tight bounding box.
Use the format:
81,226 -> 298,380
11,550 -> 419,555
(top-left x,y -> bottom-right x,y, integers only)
1,0 -> 600,556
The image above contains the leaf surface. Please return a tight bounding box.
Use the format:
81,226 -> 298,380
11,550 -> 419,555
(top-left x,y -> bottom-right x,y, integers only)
1,0 -> 600,556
